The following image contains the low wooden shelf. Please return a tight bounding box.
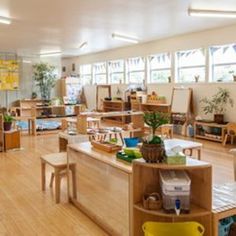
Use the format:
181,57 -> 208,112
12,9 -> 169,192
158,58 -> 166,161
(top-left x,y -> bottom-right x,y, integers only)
132,158 -> 212,236
194,121 -> 227,144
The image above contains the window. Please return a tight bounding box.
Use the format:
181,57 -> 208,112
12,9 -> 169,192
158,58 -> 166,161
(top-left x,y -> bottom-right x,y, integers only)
93,62 -> 107,84
127,57 -> 145,84
149,53 -> 171,83
210,44 -> 236,82
108,60 -> 125,84
79,64 -> 92,85
176,48 -> 206,83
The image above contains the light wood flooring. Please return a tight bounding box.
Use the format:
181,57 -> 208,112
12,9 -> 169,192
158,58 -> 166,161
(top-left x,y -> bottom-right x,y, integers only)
0,133 -> 235,235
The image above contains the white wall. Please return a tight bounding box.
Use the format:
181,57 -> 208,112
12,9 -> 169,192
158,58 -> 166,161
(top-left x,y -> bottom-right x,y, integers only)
62,24 -> 236,122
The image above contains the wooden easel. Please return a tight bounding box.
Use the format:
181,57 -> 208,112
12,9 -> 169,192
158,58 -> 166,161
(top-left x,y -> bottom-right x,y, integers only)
170,87 -> 193,136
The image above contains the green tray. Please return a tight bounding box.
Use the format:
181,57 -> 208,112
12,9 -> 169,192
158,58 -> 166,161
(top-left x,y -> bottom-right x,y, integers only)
116,152 -> 137,163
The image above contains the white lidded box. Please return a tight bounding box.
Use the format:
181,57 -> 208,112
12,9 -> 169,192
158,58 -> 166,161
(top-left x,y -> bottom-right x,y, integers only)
159,170 -> 191,212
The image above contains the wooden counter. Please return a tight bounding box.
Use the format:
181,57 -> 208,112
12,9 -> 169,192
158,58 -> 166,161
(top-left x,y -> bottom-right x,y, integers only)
67,142 -> 132,236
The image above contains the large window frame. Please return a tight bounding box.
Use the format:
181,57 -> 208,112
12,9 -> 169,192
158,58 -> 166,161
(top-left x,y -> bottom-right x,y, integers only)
79,64 -> 92,85
209,44 -> 236,83
108,59 -> 125,84
93,62 -> 107,85
126,57 -> 145,84
148,53 -> 171,83
175,48 -> 206,83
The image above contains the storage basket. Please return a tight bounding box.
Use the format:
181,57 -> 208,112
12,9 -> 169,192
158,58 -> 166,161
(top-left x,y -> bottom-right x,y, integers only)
143,193 -> 162,210
142,221 -> 205,236
219,217 -> 234,236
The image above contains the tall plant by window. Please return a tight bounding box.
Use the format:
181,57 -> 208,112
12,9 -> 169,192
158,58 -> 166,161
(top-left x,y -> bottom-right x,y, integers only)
33,63 -> 57,100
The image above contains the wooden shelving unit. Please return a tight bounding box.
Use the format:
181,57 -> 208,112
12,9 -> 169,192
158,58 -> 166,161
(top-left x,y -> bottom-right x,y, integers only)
132,158 -> 212,236
103,100 -> 130,123
12,99 -> 83,118
194,121 -> 227,144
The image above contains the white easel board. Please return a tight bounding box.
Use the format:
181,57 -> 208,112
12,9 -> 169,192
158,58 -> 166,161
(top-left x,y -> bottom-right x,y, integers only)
171,87 -> 192,114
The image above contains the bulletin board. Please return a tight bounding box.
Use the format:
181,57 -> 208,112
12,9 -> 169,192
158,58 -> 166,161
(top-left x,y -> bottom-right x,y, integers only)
0,59 -> 19,90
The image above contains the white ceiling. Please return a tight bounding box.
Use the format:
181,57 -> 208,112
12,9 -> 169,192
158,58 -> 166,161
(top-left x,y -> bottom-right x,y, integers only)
0,0 -> 236,57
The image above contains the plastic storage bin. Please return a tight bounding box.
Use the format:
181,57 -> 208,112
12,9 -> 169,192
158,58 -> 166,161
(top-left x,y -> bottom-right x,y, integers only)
142,221 -> 205,236
160,170 -> 191,212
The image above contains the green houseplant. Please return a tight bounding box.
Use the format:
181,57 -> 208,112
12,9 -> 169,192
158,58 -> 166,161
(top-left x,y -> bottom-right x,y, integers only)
141,112 -> 169,163
3,114 -> 14,131
33,63 -> 57,100
200,88 -> 234,124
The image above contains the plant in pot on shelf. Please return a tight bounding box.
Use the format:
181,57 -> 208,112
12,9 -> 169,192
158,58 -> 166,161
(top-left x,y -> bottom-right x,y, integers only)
141,112 -> 169,163
200,88 -> 234,124
3,114 -> 14,131
33,62 -> 57,100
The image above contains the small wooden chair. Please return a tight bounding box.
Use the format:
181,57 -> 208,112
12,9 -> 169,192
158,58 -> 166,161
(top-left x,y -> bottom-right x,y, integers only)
160,124 -> 174,139
40,152 -> 77,203
223,123 -> 236,146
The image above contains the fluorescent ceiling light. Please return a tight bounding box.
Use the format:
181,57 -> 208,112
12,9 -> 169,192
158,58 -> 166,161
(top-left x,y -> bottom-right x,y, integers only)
0,16 -> 11,25
112,33 -> 139,44
79,42 -> 88,50
188,9 -> 236,18
23,60 -> 32,64
40,52 -> 62,57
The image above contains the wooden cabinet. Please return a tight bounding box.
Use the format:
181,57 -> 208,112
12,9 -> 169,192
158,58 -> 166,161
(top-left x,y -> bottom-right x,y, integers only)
194,121 -> 227,144
103,100 -> 130,123
4,130 -> 21,151
132,158 -> 212,236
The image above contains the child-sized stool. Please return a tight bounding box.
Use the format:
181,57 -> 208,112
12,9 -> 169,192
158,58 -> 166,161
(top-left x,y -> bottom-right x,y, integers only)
40,152 -> 77,203
160,124 -> 174,139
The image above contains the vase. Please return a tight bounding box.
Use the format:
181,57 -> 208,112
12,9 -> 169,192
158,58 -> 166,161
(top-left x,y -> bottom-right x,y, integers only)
141,143 -> 165,163
4,122 -> 12,131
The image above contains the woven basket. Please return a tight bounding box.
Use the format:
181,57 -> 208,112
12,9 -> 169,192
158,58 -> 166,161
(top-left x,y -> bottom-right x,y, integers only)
141,143 -> 165,163
143,192 -> 162,210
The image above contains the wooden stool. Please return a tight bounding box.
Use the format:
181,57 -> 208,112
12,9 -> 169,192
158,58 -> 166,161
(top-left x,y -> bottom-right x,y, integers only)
223,123 -> 236,146
160,124 -> 173,139
40,152 -> 77,203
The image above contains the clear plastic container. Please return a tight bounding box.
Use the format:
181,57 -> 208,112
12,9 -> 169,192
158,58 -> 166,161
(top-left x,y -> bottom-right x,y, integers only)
160,170 -> 191,212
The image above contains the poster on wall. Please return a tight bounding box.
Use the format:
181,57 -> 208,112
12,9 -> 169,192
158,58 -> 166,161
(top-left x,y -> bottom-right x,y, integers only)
0,60 -> 19,90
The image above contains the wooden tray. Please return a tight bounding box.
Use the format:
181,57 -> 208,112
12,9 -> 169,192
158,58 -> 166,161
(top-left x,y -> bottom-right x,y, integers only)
91,141 -> 122,153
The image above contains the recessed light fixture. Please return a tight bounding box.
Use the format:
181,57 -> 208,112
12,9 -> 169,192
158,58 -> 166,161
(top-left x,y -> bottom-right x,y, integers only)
0,16 -> 11,25
40,52 -> 62,57
112,33 -> 139,44
188,8 -> 236,18
79,42 -> 88,50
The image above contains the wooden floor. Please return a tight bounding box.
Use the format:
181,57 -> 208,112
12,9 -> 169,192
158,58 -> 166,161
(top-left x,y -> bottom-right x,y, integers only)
0,133 -> 235,235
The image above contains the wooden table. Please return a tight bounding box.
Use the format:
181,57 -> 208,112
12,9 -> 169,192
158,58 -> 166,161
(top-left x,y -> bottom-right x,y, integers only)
212,182 -> 236,236
230,149 -> 236,181
58,131 -> 90,152
67,142 -> 132,236
164,138 -> 203,160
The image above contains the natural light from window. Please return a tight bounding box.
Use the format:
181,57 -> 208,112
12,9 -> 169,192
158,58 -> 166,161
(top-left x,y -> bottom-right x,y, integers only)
210,44 -> 236,82
149,53 -> 171,83
176,48 -> 205,83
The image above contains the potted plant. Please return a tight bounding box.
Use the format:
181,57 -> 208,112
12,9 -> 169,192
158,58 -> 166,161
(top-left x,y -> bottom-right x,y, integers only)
3,114 -> 14,131
141,112 -> 169,163
33,63 -> 57,100
200,88 -> 234,124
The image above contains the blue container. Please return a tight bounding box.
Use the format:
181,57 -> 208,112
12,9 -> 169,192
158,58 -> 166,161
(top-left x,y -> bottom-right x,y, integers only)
218,217 -> 234,236
124,137 -> 140,147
